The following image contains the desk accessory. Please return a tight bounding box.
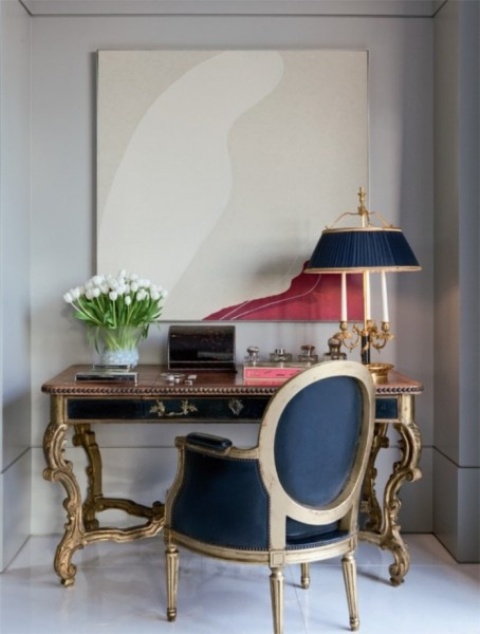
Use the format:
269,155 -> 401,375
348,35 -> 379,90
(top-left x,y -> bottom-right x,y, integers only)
242,345 -> 320,382
160,373 -> 197,385
75,367 -> 138,384
168,325 -> 235,372
322,337 -> 347,361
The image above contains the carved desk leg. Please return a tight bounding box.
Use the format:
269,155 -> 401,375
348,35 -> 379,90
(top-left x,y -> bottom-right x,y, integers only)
359,395 -> 422,586
361,422 -> 389,533
73,421 -> 166,526
384,412 -> 422,585
43,397 -> 167,586
73,423 -> 103,530
43,412 -> 85,587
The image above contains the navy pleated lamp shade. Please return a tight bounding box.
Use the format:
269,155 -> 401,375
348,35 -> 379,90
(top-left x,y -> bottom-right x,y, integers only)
307,226 -> 421,273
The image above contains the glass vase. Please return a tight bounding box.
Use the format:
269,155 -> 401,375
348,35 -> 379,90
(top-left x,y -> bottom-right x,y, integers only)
90,325 -> 146,368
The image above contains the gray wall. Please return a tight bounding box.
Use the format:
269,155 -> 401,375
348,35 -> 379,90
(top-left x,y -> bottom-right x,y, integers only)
28,12 -> 434,540
434,0 -> 480,562
5,0 -> 477,569
0,0 -> 31,571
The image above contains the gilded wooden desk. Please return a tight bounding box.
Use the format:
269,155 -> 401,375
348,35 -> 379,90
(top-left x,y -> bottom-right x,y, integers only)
42,364 -> 423,587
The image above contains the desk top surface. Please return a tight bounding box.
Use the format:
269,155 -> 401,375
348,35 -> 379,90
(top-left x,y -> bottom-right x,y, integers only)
42,364 -> 423,397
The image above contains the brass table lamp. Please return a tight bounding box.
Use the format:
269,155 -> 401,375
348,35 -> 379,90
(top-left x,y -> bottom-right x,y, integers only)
306,188 -> 421,373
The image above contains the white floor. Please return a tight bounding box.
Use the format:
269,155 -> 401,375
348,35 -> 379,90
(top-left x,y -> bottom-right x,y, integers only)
0,534 -> 478,634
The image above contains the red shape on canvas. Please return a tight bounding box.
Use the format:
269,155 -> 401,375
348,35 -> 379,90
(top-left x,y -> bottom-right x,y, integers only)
204,264 -> 363,321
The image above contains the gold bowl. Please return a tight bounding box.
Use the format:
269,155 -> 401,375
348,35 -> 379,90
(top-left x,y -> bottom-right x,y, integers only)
367,362 -> 393,384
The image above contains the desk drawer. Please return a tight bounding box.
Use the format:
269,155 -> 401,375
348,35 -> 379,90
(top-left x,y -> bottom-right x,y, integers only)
67,395 -> 398,423
67,396 -> 271,422
375,397 -> 399,421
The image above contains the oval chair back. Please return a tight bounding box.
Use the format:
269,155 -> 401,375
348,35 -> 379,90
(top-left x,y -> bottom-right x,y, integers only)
258,361 -> 375,550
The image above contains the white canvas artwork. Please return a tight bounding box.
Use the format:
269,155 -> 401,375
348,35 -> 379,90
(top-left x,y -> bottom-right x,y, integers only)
96,50 -> 368,321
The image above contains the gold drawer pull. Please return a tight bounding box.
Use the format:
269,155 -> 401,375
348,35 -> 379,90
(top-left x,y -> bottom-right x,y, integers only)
149,400 -> 199,418
228,399 -> 244,416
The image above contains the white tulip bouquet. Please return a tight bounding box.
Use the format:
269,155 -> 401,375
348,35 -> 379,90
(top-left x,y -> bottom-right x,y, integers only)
63,270 -> 167,363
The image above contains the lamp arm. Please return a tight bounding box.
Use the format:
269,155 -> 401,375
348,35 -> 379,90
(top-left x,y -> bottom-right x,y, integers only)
368,210 -> 396,228
325,210 -> 363,229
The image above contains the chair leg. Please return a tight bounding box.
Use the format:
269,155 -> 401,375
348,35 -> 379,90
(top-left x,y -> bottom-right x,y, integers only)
165,544 -> 179,622
269,566 -> 284,634
341,553 -> 359,631
300,562 -> 310,589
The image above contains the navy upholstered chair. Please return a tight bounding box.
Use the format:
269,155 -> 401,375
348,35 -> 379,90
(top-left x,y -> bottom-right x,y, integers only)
163,360 -> 375,634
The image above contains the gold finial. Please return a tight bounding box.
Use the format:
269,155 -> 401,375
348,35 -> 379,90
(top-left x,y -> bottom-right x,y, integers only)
357,187 -> 368,215
357,187 -> 371,226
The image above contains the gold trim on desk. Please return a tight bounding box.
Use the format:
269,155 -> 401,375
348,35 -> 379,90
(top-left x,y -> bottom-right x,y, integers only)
42,364 -> 423,587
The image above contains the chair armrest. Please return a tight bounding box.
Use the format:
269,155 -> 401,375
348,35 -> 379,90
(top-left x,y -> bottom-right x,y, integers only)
185,432 -> 233,453
176,433 -> 259,460
169,434 -> 269,549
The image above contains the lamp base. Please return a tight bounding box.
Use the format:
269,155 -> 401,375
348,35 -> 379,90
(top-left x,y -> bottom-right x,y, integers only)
367,362 -> 393,384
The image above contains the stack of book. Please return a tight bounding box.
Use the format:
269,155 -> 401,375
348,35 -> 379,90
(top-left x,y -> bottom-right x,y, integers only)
242,363 -> 306,384
75,365 -> 138,384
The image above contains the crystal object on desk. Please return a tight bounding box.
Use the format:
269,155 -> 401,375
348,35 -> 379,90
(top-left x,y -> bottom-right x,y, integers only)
269,348 -> 293,364
297,345 -> 319,364
245,346 -> 260,365
323,337 -> 347,361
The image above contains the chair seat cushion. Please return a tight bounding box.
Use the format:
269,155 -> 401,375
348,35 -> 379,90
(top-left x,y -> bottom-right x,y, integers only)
286,528 -> 348,548
286,517 -> 347,548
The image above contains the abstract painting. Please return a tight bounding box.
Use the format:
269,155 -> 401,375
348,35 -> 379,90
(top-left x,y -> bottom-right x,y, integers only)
96,50 -> 367,321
